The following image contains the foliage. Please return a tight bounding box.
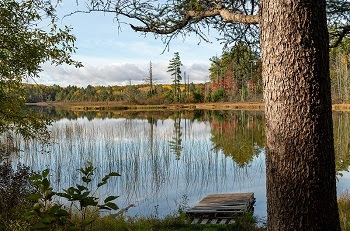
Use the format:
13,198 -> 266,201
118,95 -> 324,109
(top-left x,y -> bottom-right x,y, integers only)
209,44 -> 261,101
24,168 -> 70,230
25,162 -> 120,230
24,82 -> 208,104
0,163 -> 37,230
72,213 -> 264,231
334,112 -> 350,173
209,111 -> 265,167
338,190 -> 350,231
169,115 -> 183,160
327,0 -> 350,47
168,52 -> 183,102
330,38 -> 350,103
83,0 -> 348,50
0,0 -> 81,141
212,88 -> 226,102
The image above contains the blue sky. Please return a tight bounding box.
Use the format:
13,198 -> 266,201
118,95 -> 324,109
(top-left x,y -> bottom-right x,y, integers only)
35,1 -> 224,87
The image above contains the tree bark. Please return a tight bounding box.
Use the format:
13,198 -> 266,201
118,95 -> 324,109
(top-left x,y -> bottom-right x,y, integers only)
260,1 -> 340,230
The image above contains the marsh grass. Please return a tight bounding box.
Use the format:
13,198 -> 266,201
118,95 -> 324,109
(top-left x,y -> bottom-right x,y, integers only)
6,115 -> 266,218
73,213 -> 265,231
339,190 -> 350,230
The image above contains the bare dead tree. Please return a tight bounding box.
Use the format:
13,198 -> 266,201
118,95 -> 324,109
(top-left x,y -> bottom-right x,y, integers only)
143,61 -> 154,96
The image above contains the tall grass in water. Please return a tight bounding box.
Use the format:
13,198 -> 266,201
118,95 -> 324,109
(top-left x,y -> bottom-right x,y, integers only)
6,112 -> 266,218
339,190 -> 350,230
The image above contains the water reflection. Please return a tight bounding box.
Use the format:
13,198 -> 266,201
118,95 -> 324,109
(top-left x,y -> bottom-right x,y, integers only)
5,108 -> 350,220
334,112 -> 350,173
208,111 -> 265,167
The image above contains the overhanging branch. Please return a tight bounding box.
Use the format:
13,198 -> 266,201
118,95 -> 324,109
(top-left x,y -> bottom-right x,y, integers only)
131,6 -> 259,34
330,25 -> 350,48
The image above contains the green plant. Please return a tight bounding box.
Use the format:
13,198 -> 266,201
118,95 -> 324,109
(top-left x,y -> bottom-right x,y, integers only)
24,169 -> 70,230
25,162 -> 121,230
212,88 -> 226,102
339,190 -> 350,231
57,162 -> 120,229
0,163 -> 37,230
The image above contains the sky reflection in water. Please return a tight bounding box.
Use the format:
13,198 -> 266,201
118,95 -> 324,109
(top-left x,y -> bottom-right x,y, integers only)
10,109 -> 350,221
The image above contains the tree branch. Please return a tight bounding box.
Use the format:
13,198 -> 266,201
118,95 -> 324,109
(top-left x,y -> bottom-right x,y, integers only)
330,25 -> 350,48
130,6 -> 258,34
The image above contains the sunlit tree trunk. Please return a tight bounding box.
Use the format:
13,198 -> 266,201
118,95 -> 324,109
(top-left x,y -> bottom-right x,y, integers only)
260,0 -> 340,230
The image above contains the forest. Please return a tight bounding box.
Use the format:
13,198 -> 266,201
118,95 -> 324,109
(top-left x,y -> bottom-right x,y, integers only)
25,40 -> 350,105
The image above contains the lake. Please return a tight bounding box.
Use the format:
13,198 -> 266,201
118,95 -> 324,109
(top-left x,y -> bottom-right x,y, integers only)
7,108 -> 350,223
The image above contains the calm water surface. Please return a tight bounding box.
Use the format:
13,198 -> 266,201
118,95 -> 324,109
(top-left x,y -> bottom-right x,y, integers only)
8,109 -> 350,221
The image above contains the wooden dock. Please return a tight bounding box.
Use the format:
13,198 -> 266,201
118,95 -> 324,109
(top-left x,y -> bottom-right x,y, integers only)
186,193 -> 255,225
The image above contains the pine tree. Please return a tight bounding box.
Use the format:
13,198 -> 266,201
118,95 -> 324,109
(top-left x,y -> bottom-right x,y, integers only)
167,52 -> 182,102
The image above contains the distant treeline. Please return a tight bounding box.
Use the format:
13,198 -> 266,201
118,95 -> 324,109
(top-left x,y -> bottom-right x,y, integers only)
25,40 -> 349,104
24,83 -> 206,104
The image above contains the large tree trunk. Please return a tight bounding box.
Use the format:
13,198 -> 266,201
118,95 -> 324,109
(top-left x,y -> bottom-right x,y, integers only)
260,1 -> 340,230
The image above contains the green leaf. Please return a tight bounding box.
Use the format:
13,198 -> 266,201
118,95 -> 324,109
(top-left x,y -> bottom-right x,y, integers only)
65,187 -> 75,195
72,194 -> 83,200
33,222 -> 48,229
56,209 -> 69,217
82,217 -> 95,227
105,202 -> 119,210
97,205 -> 111,210
82,191 -> 90,197
104,196 -> 119,203
42,216 -> 55,224
27,193 -> 42,201
76,184 -> 87,192
42,169 -> 49,178
80,168 -> 88,175
97,181 -> 107,187
23,211 -> 36,219
56,192 -> 70,199
82,176 -> 92,183
28,174 -> 42,181
108,172 -> 121,177
42,178 -> 50,190
80,197 -> 98,207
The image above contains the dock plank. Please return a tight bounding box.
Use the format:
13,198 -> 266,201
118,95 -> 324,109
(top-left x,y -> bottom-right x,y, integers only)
191,218 -> 199,225
220,219 -> 227,224
200,219 -> 209,224
186,192 -> 255,220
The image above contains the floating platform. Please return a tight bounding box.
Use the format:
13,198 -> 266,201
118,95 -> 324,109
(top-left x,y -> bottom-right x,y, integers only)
186,193 -> 255,225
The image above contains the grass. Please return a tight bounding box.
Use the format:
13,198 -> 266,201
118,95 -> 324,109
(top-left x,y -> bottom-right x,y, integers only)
339,190 -> 350,230
77,213 -> 265,231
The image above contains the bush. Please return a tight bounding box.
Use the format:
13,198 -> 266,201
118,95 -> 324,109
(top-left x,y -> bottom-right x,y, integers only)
212,89 -> 226,102
0,163 -> 37,230
339,190 -> 350,230
25,162 -> 120,230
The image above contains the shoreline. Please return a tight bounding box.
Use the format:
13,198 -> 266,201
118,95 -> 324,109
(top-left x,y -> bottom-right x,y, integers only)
26,101 -> 350,112
26,101 -> 265,111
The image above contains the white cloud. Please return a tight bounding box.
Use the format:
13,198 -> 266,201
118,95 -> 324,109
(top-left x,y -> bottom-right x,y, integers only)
37,60 -> 210,87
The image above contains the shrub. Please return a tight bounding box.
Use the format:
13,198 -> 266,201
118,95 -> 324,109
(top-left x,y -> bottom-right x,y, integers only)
339,190 -> 350,231
0,163 -> 37,230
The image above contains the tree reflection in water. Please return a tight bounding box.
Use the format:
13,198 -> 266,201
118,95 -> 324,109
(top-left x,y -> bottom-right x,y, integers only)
5,107 -> 350,219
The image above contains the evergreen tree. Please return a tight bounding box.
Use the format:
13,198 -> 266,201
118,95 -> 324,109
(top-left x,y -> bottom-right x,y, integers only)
167,52 -> 182,102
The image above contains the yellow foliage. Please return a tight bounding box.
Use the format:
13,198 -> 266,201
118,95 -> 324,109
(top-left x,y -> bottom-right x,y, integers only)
162,85 -> 172,90
138,86 -> 150,92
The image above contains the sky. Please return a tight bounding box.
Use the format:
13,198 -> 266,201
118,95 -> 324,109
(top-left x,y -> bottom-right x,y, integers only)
33,1 -> 225,87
